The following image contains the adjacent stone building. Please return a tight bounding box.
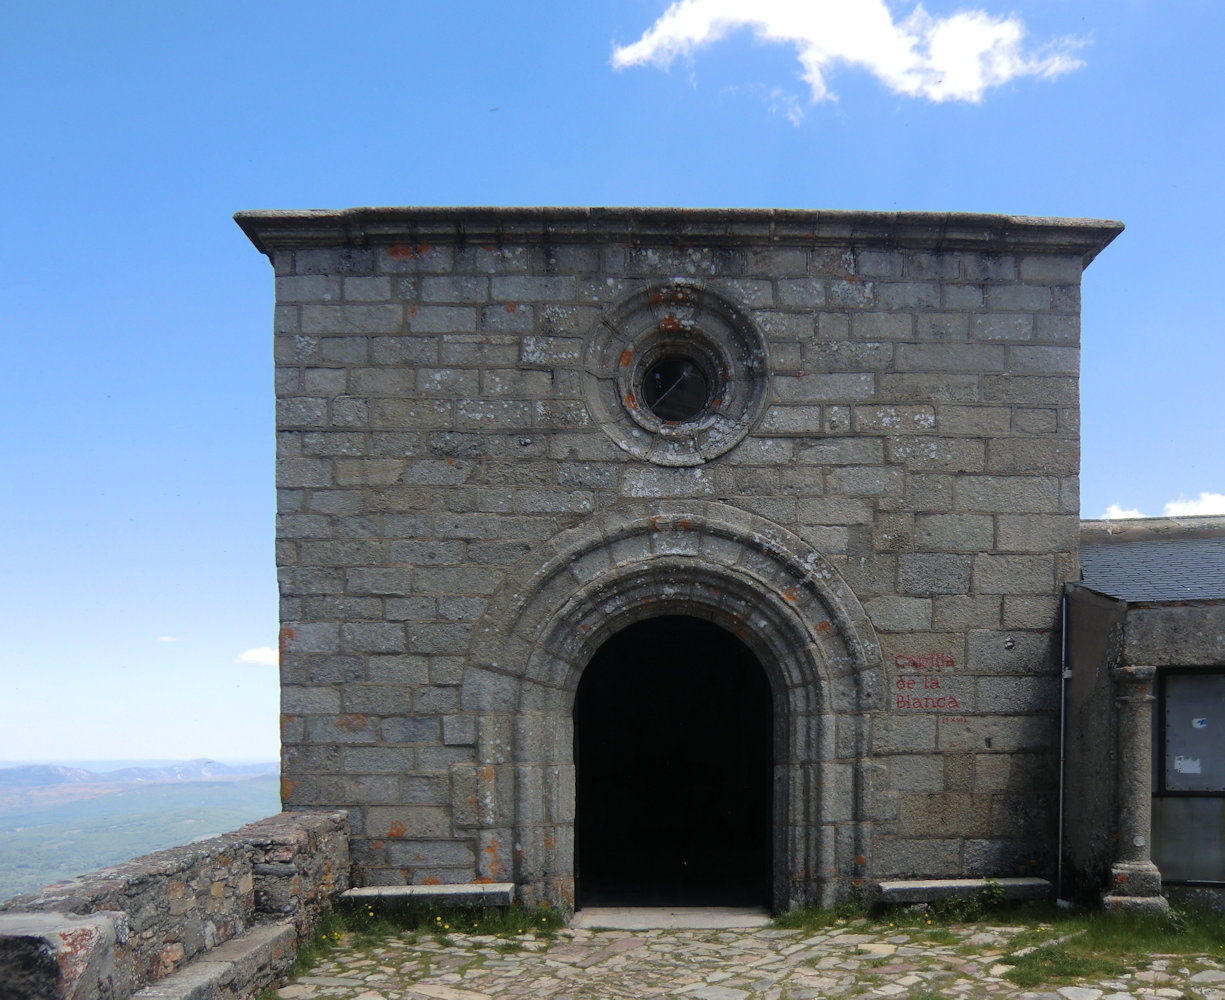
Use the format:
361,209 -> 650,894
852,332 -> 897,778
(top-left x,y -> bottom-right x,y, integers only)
236,207 -> 1123,911
1066,515 -> 1225,912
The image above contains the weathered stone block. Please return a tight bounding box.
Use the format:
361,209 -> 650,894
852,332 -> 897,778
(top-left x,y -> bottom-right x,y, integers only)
988,438 -> 1079,475
972,554 -> 1054,596
864,596 -> 932,631
972,314 -> 1032,341
914,513 -> 994,552
898,553 -> 973,596
955,475 -> 1060,514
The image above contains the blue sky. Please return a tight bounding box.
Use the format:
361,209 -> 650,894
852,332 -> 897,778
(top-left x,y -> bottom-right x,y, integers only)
2,1 -> 1222,762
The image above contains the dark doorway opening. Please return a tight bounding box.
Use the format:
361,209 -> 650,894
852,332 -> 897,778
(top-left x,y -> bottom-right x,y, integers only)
574,615 -> 773,907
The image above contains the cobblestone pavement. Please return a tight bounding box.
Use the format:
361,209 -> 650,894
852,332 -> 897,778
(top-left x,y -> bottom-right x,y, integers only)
273,917 -> 1225,1000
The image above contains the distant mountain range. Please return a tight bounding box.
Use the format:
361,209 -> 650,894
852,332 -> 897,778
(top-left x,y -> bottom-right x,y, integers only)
0,763 -> 281,902
0,759 -> 278,790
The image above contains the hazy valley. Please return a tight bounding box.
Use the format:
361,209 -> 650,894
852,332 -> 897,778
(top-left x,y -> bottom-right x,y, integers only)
0,760 -> 280,901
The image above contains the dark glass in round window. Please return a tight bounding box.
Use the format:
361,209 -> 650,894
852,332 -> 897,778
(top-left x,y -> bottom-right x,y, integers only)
642,356 -> 709,422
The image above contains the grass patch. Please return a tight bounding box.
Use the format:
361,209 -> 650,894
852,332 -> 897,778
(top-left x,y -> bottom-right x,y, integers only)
998,907 -> 1225,988
1079,906 -> 1225,957
912,925 -> 959,945
333,897 -> 564,941
1002,944 -> 1127,988
929,879 -> 1009,922
771,900 -> 869,931
775,896 -> 1225,992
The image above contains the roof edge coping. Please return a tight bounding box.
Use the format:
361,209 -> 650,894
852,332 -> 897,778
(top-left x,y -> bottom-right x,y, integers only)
234,206 -> 1123,263
1080,515 -> 1225,546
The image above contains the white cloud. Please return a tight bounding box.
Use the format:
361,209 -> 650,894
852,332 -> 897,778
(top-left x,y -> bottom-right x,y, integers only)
237,646 -> 280,666
1163,492 -> 1225,517
612,0 -> 1083,105
1102,493 -> 1225,519
767,86 -> 805,125
157,635 -> 181,642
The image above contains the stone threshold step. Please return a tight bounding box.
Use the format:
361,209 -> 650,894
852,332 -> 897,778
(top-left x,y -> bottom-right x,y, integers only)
341,883 -> 516,907
131,921 -> 296,1000
878,877 -> 1051,904
573,907 -> 772,930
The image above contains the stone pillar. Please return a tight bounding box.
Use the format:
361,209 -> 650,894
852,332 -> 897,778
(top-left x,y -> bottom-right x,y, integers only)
1103,664 -> 1168,914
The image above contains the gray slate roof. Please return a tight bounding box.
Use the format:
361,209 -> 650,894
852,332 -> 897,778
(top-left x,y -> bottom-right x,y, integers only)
1079,535 -> 1225,602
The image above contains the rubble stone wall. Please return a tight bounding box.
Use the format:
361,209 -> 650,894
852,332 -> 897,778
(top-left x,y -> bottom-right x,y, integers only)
0,811 -> 346,1000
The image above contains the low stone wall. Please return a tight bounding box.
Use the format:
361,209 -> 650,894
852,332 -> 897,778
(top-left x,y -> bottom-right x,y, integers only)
0,810 -> 347,1000
238,812 -> 348,935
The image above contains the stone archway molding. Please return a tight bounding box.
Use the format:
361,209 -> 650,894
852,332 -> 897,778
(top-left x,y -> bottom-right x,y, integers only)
468,501 -> 880,682
461,501 -> 884,911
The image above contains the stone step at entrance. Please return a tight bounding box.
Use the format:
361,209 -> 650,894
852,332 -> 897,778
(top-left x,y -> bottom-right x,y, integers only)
571,907 -> 773,930
877,877 -> 1052,905
340,883 -> 516,908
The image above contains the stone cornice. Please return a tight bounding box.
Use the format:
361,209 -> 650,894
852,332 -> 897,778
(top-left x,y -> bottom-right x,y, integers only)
234,206 -> 1123,264
1080,515 -> 1225,545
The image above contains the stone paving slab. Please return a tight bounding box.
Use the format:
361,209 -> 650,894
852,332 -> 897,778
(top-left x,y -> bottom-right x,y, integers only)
274,919 -> 1225,1000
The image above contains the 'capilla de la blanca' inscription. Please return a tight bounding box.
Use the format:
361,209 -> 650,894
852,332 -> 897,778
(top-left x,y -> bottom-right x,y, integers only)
894,652 -> 962,711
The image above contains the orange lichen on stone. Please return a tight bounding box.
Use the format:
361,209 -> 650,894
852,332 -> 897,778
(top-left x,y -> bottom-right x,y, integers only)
387,821 -> 407,838
624,392 -> 637,409
484,840 -> 503,878
661,315 -> 681,331
506,302 -> 518,312
676,518 -> 693,531
278,626 -> 294,650
336,713 -> 367,732
388,243 -> 431,259
422,876 -> 441,885
782,587 -> 799,604
854,855 -> 866,866
816,621 -> 833,636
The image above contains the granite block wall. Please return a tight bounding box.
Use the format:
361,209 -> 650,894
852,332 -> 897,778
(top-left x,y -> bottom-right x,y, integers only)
238,207 -> 1121,909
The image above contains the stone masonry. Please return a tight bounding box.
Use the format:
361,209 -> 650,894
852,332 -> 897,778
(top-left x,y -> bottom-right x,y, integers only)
236,207 -> 1122,912
0,811 -> 347,1000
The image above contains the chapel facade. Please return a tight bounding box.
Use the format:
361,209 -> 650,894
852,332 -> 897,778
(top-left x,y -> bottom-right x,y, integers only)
238,207 -> 1124,911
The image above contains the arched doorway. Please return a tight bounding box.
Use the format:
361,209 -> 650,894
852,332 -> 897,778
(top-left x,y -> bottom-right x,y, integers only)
574,615 -> 773,907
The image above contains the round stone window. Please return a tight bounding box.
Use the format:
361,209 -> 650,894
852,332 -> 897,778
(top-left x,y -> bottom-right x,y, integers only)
584,282 -> 767,466
641,355 -> 710,422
